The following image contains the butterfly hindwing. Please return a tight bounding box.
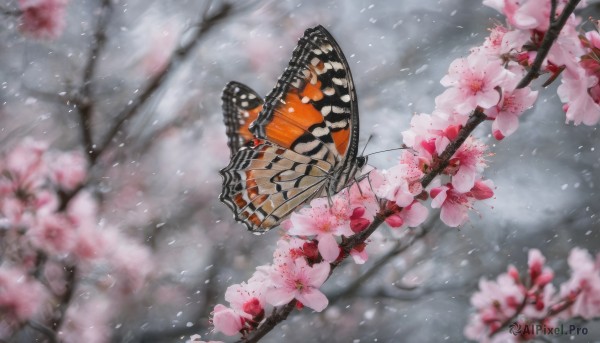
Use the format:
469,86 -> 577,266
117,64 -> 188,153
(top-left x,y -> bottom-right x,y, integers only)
220,141 -> 334,232
220,25 -> 361,232
221,81 -> 264,156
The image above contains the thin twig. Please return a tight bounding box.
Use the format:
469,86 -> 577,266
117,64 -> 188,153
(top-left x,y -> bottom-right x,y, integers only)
51,265 -> 77,331
0,7 -> 21,16
92,2 -> 233,164
516,0 -> 581,89
75,0 -> 114,162
420,107 -> 487,188
26,321 -> 57,343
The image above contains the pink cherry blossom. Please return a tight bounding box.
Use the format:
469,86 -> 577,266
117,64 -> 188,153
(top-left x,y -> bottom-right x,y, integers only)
212,304 -> 244,336
558,248 -> 600,319
447,137 -> 488,193
58,297 -> 113,343
481,25 -> 509,56
557,66 -> 600,126
402,112 -> 459,163
288,198 -> 353,262
18,0 -> 69,40
438,51 -> 507,114
430,180 -> 494,227
50,151 -> 87,191
486,73 -> 538,139
370,151 -> 424,208
225,281 -> 266,318
483,0 -> 553,31
266,258 -> 329,312
346,178 -> 379,217
272,236 -> 309,267
102,230 -> 153,294
28,212 -> 77,255
0,267 -> 48,324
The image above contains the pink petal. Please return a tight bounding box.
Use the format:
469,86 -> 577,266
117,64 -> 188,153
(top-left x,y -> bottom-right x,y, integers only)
452,167 -> 476,193
306,261 -> 330,288
440,202 -> 467,227
212,304 -> 243,336
265,288 -> 296,307
401,202 -> 428,227
317,234 -> 340,263
430,187 -> 448,209
350,248 -> 368,264
296,288 -> 329,312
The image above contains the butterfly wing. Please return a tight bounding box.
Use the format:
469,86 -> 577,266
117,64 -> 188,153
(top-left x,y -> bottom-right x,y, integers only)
221,81 -> 264,156
220,25 -> 359,232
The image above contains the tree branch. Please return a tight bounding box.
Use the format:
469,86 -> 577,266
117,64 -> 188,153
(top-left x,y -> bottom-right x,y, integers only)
516,0 -> 581,89
75,0 -> 114,162
92,2 -> 233,164
26,321 -> 57,343
236,1 -> 582,340
51,265 -> 77,332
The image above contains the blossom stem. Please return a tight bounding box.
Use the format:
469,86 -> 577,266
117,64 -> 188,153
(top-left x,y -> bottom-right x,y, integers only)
76,0 -> 114,163
240,301 -> 297,343
26,321 -> 57,343
420,107 -> 487,189
489,292 -> 529,336
515,0 -> 582,89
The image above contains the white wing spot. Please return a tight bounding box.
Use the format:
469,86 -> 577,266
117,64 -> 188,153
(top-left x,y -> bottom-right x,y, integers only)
332,78 -> 348,87
241,101 -> 249,107
332,106 -> 347,114
240,94 -> 247,99
288,107 -> 295,113
323,87 -> 335,96
248,94 -> 257,99
330,61 -> 344,70
311,126 -> 330,137
301,96 -> 310,104
321,106 -> 331,115
340,94 -> 351,102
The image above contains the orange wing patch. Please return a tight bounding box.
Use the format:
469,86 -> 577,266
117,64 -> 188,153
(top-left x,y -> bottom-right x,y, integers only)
331,128 -> 350,155
264,93 -> 323,149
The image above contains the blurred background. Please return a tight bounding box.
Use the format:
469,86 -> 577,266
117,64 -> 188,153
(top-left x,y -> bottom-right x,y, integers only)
1,0 -> 599,342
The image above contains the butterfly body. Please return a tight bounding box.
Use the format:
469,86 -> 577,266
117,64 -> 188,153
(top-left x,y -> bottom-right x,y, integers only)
220,25 -> 364,233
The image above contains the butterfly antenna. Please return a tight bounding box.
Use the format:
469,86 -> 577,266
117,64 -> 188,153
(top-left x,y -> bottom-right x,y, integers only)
360,134 -> 374,156
364,146 -> 408,157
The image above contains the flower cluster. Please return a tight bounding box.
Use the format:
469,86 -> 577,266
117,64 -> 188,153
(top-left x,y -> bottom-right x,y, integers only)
209,0 -> 600,340
464,247 -> 600,342
0,139 -> 153,341
484,0 -> 600,126
212,153 -> 430,337
18,0 -> 69,40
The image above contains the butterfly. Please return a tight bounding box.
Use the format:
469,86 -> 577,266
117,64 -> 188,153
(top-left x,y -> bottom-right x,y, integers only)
220,25 -> 366,233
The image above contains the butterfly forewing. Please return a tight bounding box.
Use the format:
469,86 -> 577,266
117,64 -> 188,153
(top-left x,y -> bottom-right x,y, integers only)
220,25 -> 360,232
221,81 -> 264,156
250,26 -> 359,166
